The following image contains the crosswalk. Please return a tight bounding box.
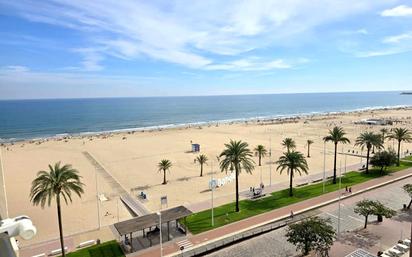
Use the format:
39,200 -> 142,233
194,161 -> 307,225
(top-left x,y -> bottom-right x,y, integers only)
177,239 -> 193,250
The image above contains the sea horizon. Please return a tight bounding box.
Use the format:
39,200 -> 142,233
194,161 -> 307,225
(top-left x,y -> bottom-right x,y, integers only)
1,90 -> 412,141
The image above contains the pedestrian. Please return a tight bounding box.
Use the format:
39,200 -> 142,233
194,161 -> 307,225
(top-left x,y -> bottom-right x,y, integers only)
345,186 -> 348,192
349,187 -> 352,193
290,210 -> 294,219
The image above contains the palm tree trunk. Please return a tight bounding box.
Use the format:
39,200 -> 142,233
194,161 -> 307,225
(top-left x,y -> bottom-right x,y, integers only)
289,168 -> 293,197
397,140 -> 401,166
56,196 -> 66,257
407,199 -> 412,209
200,164 -> 203,177
235,167 -> 239,212
163,169 -> 166,184
364,215 -> 368,229
307,145 -> 310,158
333,142 -> 337,184
258,155 -> 261,166
365,147 -> 370,173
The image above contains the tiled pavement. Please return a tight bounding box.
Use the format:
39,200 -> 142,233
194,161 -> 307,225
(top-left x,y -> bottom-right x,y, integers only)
134,167 -> 412,257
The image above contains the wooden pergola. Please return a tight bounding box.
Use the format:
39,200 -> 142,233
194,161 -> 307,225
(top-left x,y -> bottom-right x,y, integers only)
113,206 -> 192,250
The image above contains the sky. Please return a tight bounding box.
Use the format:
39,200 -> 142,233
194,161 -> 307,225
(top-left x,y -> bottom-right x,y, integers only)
0,0 -> 412,99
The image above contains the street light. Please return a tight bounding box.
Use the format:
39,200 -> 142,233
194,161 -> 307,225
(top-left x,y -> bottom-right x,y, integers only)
156,211 -> 163,257
323,140 -> 326,193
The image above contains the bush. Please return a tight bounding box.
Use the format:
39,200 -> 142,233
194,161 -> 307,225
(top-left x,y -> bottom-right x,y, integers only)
370,150 -> 397,174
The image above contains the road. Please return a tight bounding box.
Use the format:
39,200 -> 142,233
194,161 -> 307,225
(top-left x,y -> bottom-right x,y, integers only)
205,176 -> 412,257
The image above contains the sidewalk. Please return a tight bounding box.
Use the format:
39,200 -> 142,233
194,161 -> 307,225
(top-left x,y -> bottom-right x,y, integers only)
187,162 -> 362,213
134,167 -> 412,257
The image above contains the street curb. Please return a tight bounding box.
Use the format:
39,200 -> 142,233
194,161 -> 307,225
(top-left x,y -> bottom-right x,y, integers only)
165,169 -> 412,257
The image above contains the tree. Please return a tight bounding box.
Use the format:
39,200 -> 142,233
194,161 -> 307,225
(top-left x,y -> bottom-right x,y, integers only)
158,159 -> 172,184
354,199 -> 395,228
403,184 -> 412,209
254,145 -> 267,166
30,162 -> 84,257
372,201 -> 396,222
380,128 -> 388,145
276,151 -> 309,196
306,140 -> 314,158
323,127 -> 350,184
196,154 -> 208,177
286,216 -> 335,256
282,138 -> 296,152
354,199 -> 376,229
354,132 -> 383,173
219,140 -> 255,212
387,128 -> 412,166
370,149 -> 397,174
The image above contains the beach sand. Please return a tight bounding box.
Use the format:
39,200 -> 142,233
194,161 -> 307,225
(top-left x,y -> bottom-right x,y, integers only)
1,107 -> 412,246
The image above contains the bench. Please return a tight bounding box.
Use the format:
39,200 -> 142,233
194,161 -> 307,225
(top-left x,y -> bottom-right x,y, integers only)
78,240 -> 96,248
31,254 -> 46,257
50,247 -> 68,256
251,193 -> 266,199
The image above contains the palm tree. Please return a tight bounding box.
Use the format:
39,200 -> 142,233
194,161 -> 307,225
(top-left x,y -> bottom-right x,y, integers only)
254,145 -> 267,166
282,138 -> 296,152
30,162 -> 84,257
196,154 -> 208,177
219,140 -> 255,212
276,151 -> 308,196
354,132 -> 383,173
387,128 -> 412,166
158,159 -> 172,184
306,140 -> 314,158
323,127 -> 350,184
380,128 -> 388,145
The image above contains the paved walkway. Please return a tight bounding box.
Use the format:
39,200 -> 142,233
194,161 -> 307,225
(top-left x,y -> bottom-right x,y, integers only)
187,162 -> 362,213
134,167 -> 412,257
83,151 -> 149,216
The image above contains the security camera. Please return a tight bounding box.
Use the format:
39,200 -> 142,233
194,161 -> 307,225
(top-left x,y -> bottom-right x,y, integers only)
0,216 -> 36,240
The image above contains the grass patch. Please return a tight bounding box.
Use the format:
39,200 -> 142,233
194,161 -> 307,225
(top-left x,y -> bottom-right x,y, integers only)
184,160 -> 412,234
404,155 -> 412,161
65,241 -> 124,257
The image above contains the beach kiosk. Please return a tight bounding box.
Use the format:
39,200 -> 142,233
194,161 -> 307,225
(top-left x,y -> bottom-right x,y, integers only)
191,143 -> 200,152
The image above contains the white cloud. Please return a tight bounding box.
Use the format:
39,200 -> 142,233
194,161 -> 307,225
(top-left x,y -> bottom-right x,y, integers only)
0,0 -> 395,70
383,32 -> 412,43
2,65 -> 30,72
381,5 -> 412,17
205,58 -> 309,71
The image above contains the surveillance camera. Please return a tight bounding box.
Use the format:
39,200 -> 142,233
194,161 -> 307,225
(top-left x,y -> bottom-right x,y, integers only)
0,216 -> 36,240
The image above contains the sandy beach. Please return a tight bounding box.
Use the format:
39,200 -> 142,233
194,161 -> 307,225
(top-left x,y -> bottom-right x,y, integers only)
1,107 -> 412,246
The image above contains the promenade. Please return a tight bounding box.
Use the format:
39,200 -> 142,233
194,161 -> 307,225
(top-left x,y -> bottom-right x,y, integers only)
135,167 -> 412,257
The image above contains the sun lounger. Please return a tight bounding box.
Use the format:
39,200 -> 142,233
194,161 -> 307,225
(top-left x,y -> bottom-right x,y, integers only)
380,253 -> 391,257
403,238 -> 411,245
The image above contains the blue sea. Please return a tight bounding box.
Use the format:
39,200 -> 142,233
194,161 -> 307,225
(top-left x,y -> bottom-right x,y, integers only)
0,91 -> 411,141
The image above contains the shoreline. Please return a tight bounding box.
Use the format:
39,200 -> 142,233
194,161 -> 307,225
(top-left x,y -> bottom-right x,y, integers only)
1,104 -> 411,144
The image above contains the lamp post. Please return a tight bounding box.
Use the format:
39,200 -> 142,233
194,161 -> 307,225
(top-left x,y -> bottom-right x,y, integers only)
269,137 -> 272,186
337,159 -> 342,237
95,167 -> 101,229
323,140 -> 326,193
157,211 -> 163,257
211,161 -> 215,227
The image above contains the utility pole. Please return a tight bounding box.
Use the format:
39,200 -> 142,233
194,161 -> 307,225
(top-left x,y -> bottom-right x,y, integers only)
269,137 -> 272,186
323,141 -> 326,193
